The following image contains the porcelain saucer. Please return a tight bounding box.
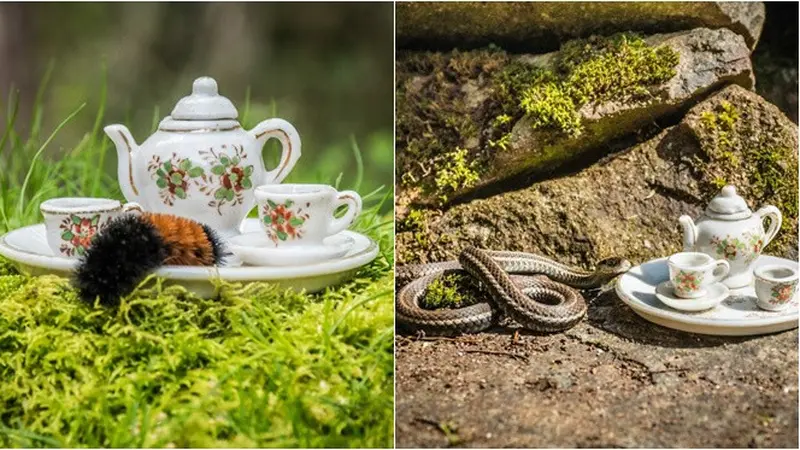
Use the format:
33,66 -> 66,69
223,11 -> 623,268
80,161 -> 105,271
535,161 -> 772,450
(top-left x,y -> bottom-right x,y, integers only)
616,255 -> 798,336
655,281 -> 730,312
227,232 -> 355,267
0,218 -> 378,297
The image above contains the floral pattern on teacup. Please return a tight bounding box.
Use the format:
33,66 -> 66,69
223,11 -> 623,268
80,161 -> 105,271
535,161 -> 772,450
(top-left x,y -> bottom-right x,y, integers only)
261,199 -> 310,245
58,214 -> 107,257
674,270 -> 703,293
769,281 -> 798,305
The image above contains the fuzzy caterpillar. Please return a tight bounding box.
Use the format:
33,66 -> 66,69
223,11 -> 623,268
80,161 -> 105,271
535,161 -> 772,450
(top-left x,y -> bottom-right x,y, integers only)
75,212 -> 225,306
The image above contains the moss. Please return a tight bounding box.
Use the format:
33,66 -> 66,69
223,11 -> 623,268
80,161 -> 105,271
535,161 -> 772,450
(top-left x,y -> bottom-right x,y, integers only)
560,33 -> 678,104
399,209 -> 430,249
520,82 -> 582,137
420,273 -> 477,310
518,33 -> 678,136
396,49 -> 507,201
433,148 -> 480,203
695,95 -> 798,251
397,33 -> 679,203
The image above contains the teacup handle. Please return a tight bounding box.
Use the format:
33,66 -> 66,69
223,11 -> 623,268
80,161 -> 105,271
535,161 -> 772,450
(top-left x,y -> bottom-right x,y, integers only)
327,191 -> 362,236
756,205 -> 782,247
122,202 -> 143,214
249,118 -> 302,185
711,260 -> 731,283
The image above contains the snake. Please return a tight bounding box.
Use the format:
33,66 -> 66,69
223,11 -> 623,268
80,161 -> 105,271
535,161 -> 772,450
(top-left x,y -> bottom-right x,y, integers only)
396,246 -> 631,335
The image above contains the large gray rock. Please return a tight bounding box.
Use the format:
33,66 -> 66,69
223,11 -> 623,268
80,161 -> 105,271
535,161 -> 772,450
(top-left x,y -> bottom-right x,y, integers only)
495,28 -> 754,195
396,85 -> 798,267
396,28 -> 754,207
397,2 -> 765,51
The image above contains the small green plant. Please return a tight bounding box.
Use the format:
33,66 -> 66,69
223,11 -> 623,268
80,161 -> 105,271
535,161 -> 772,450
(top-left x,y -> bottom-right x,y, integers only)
699,101 -> 742,165
421,273 -> 472,310
520,82 -> 582,137
488,132 -> 512,151
401,208 -> 429,248
434,148 -> 480,203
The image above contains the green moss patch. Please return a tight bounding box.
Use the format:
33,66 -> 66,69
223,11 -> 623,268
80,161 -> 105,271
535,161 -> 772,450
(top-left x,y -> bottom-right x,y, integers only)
396,33 -> 679,204
518,33 -> 678,137
420,273 -> 479,310
0,203 -> 394,447
0,260 -> 393,448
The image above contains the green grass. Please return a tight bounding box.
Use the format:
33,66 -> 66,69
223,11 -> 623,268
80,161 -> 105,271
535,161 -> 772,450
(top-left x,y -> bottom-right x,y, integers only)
0,79 -> 394,447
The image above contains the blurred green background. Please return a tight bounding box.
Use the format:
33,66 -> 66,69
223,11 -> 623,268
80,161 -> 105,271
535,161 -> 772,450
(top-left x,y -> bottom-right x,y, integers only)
0,2 -> 394,205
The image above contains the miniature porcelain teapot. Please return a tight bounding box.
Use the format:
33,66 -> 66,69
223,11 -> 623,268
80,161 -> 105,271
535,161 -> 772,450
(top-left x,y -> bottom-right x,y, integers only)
679,185 -> 782,288
104,76 -> 301,237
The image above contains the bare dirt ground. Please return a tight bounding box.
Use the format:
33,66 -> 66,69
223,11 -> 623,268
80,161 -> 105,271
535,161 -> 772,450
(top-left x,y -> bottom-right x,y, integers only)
395,290 -> 798,448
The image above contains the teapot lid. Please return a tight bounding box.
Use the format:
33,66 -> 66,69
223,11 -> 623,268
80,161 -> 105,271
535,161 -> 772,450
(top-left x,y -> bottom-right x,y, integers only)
705,185 -> 752,220
170,77 -> 238,120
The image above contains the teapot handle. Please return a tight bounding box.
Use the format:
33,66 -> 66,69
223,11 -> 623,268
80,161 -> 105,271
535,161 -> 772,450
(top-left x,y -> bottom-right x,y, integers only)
756,205 -> 782,247
248,118 -> 301,185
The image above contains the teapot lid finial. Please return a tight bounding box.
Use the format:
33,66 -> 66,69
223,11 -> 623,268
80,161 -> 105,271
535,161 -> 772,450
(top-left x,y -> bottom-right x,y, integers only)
706,185 -> 752,220
170,76 -> 238,121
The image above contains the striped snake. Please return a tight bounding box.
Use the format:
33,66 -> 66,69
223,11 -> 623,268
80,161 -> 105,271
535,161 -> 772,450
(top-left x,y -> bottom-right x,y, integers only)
396,247 -> 631,335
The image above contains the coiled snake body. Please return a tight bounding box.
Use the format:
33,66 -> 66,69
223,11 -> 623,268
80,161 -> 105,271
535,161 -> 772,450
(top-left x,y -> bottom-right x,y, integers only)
397,247 -> 631,334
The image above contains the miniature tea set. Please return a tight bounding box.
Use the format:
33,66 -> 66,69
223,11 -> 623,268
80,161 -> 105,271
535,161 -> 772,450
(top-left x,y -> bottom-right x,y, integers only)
0,77 -> 378,295
616,185 -> 798,336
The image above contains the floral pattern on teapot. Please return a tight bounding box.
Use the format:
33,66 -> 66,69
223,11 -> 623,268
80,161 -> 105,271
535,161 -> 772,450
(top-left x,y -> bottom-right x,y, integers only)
146,144 -> 256,215
708,229 -> 764,265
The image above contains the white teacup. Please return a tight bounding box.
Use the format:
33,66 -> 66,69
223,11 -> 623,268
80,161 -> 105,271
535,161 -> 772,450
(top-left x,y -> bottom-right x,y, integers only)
667,252 -> 730,299
254,184 -> 362,247
754,264 -> 798,311
40,197 -> 141,258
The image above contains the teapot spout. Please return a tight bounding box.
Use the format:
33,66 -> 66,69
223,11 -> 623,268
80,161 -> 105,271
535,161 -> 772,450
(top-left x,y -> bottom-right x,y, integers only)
104,124 -> 141,203
678,215 -> 698,251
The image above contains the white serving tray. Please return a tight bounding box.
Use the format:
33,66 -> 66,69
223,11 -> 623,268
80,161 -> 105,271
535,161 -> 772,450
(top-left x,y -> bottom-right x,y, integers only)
615,255 -> 798,336
0,218 -> 379,297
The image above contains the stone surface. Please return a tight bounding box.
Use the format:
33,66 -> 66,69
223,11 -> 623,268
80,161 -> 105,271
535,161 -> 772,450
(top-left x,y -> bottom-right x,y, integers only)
395,290 -> 798,448
396,85 -> 798,267
497,28 -> 754,194
397,2 -> 765,51
396,28 -> 754,207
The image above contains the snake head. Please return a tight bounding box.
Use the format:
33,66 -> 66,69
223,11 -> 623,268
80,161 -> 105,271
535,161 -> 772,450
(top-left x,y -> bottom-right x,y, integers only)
596,257 -> 632,276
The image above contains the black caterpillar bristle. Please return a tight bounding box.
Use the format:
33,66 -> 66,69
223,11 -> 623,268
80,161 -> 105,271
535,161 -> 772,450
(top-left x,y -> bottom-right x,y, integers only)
200,223 -> 226,265
74,214 -> 167,307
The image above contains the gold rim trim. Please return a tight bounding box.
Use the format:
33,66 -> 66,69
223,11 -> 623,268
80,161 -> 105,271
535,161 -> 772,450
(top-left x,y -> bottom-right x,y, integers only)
119,130 -> 140,196
255,128 -> 293,181
159,125 -> 242,133
40,206 -> 122,215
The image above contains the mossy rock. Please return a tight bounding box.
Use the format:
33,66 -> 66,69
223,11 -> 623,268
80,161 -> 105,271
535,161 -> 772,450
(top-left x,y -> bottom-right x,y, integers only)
396,28 -> 753,208
396,85 -> 797,267
397,2 -> 765,51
